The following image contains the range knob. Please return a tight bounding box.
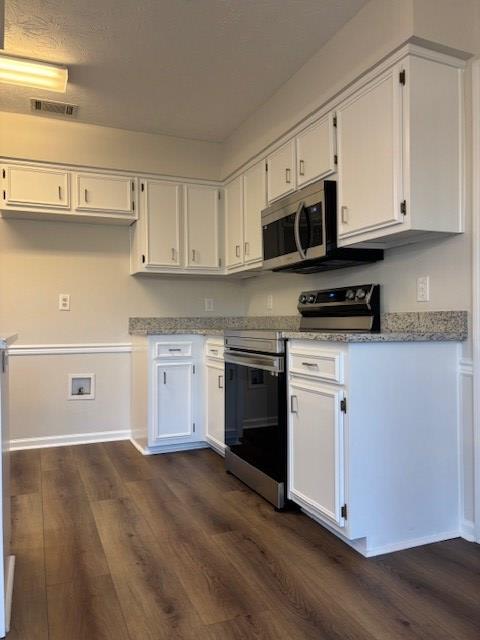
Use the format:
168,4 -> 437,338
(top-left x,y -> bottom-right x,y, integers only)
299,294 -> 307,304
356,288 -> 367,300
345,289 -> 355,300
308,294 -> 316,304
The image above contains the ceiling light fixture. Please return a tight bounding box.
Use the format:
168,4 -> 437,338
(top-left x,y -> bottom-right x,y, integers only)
0,54 -> 68,92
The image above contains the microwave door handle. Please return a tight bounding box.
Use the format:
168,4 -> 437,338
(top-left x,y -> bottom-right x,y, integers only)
294,201 -> 307,259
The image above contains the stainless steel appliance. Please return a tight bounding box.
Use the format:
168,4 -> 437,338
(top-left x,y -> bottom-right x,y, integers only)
298,284 -> 381,332
224,330 -> 287,509
262,179 -> 383,273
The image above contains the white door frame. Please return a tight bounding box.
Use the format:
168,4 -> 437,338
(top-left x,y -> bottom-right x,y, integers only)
472,58 -> 480,543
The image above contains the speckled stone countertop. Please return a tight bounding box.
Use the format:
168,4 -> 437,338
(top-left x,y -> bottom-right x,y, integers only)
129,311 -> 467,343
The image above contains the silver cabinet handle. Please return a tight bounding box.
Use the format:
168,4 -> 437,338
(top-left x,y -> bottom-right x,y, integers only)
218,374 -> 224,389
235,244 -> 240,258
58,185 -> 62,200
301,362 -> 319,368
192,249 -> 196,262
341,206 -> 349,223
171,248 -> 176,262
168,348 -> 181,352
290,395 -> 298,413
299,160 -> 305,176
244,241 -> 249,256
285,168 -> 291,184
210,348 -> 219,354
163,371 -> 167,384
84,188 -> 88,203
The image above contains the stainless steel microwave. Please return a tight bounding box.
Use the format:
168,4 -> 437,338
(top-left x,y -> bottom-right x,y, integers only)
261,179 -> 383,274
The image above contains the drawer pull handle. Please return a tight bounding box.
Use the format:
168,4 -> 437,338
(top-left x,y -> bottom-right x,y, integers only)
341,206 -> 349,224
58,185 -> 62,200
285,168 -> 291,184
84,188 -> 88,203
299,160 -> 305,176
210,349 -> 219,354
290,395 -> 298,413
163,371 -> 167,384
171,248 -> 176,261
244,241 -> 249,256
218,375 -> 224,389
168,348 -> 182,352
192,249 -> 196,262
235,244 -> 240,258
301,362 -> 319,368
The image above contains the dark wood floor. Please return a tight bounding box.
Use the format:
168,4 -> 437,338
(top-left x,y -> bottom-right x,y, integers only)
8,441 -> 480,640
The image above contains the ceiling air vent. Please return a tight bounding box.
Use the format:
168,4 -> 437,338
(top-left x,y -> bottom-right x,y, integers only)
30,98 -> 78,118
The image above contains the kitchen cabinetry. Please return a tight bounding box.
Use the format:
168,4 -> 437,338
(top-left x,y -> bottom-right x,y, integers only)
1,161 -> 137,224
337,53 -> 463,247
75,173 -> 136,215
267,140 -> 295,203
131,335 -> 206,454
205,338 -> 225,455
295,113 -> 336,188
185,184 -> 221,270
225,159 -> 266,271
288,339 -> 460,557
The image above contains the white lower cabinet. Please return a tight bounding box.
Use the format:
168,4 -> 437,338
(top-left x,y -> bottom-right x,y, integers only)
288,339 -> 461,557
289,379 -> 345,527
131,335 -> 206,453
205,339 -> 225,454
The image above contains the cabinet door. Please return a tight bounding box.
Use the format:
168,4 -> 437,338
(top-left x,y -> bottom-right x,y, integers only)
267,140 -> 295,203
143,180 -> 182,267
2,165 -> 70,209
206,363 -> 225,453
76,173 -> 135,214
152,362 -> 193,442
336,67 -> 404,240
185,185 -> 220,269
225,176 -> 244,268
289,381 -> 345,527
296,114 -> 336,188
243,160 -> 266,264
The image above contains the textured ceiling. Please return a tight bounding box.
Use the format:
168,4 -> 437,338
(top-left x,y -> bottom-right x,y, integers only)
0,0 -> 367,142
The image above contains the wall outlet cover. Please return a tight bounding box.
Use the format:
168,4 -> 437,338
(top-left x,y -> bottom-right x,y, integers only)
59,293 -> 70,311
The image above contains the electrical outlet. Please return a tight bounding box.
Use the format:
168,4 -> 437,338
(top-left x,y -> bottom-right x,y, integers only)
416,276 -> 430,302
204,298 -> 214,312
266,294 -> 273,310
59,294 -> 70,311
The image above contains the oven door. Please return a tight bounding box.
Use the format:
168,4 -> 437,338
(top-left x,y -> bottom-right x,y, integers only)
224,350 -> 287,483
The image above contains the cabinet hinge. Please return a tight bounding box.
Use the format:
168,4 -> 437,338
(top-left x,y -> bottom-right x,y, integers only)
2,169 -> 5,179
333,115 -> 337,128
400,200 -> 407,216
399,70 -> 406,85
334,154 -> 338,165
193,423 -> 196,433
341,504 -> 348,520
141,183 -> 145,192
340,397 -> 347,413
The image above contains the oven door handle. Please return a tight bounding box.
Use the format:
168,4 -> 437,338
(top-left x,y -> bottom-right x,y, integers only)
224,350 -> 284,373
293,200 -> 307,260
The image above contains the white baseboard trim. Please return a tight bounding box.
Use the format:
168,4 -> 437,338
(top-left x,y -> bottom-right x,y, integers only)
4,555 -> 15,634
205,435 -> 226,456
363,530 -> 461,557
10,429 -> 131,450
9,343 -> 132,356
130,437 -> 209,456
460,519 -> 476,542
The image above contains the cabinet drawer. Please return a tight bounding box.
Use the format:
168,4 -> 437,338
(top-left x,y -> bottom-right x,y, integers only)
154,341 -> 192,358
289,350 -> 344,384
205,340 -> 224,360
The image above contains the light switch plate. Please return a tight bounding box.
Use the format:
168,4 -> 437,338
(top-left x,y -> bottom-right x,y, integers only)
59,294 -> 70,311
204,298 -> 214,312
266,294 -> 273,310
416,276 -> 430,302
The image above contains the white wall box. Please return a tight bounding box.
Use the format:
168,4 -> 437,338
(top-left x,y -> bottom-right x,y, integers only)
295,113 -> 337,188
131,335 -> 207,454
1,161 -> 137,225
288,339 -> 461,557
74,173 -> 136,216
68,374 -> 95,400
336,50 -> 464,248
267,140 -> 296,203
205,338 -> 225,455
185,184 -> 222,271
225,159 -> 266,273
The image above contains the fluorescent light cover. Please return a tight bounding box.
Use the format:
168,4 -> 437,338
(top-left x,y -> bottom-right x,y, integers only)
0,55 -> 68,92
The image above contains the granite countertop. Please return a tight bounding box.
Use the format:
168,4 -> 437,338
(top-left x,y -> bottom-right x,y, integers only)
129,311 -> 467,343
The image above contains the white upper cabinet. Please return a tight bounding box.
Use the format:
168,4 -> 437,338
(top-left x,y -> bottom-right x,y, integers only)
225,176 -> 244,268
337,53 -> 463,247
296,113 -> 336,188
243,160 -> 266,264
336,66 -> 403,240
267,140 -> 296,203
75,173 -> 135,215
185,184 -> 220,270
2,164 -> 70,209
143,180 -> 182,268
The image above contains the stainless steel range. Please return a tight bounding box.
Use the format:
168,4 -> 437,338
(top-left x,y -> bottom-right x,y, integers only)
224,330 -> 287,509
